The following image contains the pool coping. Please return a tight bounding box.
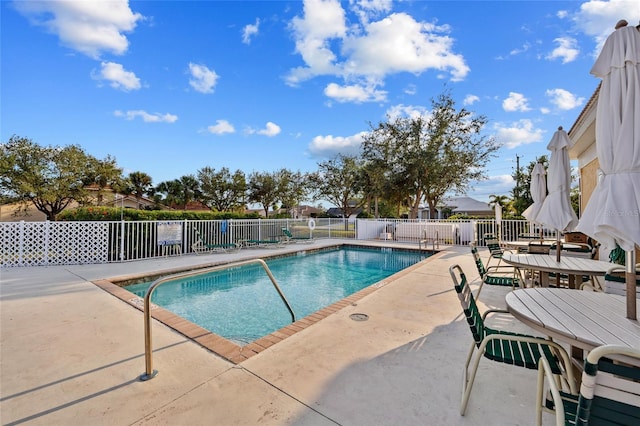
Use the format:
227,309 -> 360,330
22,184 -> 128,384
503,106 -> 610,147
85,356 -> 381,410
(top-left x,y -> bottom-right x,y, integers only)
93,244 -> 439,364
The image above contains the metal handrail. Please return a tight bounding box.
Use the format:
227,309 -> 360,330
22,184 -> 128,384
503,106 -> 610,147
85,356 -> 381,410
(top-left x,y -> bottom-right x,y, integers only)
419,230 -> 439,251
140,258 -> 296,381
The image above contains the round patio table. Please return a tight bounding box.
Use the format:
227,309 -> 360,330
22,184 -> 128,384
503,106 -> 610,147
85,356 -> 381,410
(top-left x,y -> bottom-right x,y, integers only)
506,288 -> 640,366
501,252 -> 610,289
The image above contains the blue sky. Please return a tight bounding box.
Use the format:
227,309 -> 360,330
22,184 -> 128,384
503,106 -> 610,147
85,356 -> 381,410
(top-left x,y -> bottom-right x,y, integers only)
3,0 -> 639,207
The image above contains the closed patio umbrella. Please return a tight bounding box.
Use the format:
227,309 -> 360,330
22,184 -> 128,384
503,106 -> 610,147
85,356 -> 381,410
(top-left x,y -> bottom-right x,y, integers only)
494,202 -> 502,241
536,127 -> 579,262
576,23 -> 640,319
522,161 -> 547,235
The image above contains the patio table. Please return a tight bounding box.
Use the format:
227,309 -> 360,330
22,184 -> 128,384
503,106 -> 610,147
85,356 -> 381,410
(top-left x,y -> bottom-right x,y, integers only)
505,288 -> 640,367
501,252 -> 610,289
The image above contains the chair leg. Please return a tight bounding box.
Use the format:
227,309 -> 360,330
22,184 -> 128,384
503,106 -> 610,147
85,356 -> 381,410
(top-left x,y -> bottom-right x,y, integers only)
474,279 -> 485,300
461,341 -> 481,415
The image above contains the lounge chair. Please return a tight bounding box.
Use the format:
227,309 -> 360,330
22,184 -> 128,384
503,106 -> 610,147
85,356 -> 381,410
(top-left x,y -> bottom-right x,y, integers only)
449,264 -> 575,416
281,227 -> 313,244
470,243 -> 520,299
536,344 -> 640,426
238,238 -> 284,249
191,229 -> 239,254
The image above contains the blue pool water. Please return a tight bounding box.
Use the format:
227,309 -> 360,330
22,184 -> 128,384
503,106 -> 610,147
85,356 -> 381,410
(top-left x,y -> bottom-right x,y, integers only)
125,246 -> 427,344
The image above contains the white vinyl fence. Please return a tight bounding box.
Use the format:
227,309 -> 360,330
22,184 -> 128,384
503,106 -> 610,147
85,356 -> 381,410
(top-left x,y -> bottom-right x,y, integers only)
1,218 -> 545,268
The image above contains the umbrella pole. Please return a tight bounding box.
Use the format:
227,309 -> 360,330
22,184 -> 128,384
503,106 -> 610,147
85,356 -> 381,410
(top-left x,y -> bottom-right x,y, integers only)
555,232 -> 561,262
626,250 -> 637,320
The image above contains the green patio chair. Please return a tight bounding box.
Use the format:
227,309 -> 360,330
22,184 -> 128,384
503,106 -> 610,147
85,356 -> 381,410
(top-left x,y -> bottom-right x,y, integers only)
449,264 -> 575,416
470,243 -> 520,299
281,227 -> 313,244
485,236 -> 510,268
191,229 -> 239,254
536,344 -> 640,426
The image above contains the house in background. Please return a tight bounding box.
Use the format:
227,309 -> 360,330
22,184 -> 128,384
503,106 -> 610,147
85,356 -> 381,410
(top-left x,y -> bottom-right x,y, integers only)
417,196 -> 493,219
246,205 -> 324,218
1,190 -> 161,222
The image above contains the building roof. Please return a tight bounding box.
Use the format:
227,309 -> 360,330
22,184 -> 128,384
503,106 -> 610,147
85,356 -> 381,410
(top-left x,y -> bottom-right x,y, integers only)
442,196 -> 492,214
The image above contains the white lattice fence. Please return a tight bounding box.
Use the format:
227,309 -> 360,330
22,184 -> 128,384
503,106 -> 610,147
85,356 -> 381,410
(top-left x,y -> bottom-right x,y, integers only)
1,222 -> 109,267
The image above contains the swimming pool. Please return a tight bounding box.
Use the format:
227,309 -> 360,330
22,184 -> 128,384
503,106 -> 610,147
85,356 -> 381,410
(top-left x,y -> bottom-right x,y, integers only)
125,246 -> 427,345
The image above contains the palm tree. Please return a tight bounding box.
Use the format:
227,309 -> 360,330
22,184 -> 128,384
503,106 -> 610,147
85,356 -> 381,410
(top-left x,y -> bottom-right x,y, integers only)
488,194 -> 509,208
128,171 -> 153,209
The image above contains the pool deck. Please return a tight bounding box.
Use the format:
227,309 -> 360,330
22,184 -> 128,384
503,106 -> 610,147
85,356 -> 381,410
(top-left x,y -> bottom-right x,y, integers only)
1,240 -> 561,425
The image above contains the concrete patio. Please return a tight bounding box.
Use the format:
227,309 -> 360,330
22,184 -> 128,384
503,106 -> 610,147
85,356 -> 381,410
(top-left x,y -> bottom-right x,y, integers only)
1,241 -> 561,425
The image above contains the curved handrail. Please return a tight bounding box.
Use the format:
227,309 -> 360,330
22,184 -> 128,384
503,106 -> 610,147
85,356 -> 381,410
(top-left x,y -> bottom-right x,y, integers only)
140,258 -> 296,381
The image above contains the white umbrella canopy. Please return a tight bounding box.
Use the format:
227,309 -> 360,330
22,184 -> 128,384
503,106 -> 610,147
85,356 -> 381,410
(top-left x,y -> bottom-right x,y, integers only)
536,127 -> 579,261
576,23 -> 640,319
522,162 -> 547,226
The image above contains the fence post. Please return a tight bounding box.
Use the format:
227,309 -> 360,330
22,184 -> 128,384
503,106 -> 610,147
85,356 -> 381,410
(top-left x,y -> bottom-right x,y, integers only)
44,220 -> 50,265
183,219 -> 188,255
18,221 -> 25,266
119,219 -> 125,261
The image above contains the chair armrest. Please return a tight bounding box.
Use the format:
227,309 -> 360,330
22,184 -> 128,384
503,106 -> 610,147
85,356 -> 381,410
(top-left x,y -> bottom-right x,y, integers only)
485,264 -> 517,274
481,308 -> 510,320
536,356 -> 573,426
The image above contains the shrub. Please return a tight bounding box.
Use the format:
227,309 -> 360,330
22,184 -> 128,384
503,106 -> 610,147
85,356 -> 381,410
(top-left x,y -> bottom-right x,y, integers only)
58,207 -> 261,221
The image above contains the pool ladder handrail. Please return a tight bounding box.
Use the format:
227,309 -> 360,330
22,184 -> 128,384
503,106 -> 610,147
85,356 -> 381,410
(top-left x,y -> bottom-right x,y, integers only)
419,230 -> 439,251
140,258 -> 296,381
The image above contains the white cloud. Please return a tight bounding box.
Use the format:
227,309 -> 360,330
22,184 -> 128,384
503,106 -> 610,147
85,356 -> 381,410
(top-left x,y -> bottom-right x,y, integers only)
308,131 -> 367,158
114,110 -> 177,123
286,0 -> 469,98
93,62 -> 141,91
494,119 -> 544,149
468,174 -> 516,201
545,88 -> 585,110
573,0 -> 640,55
557,10 -> 569,19
502,92 -> 531,112
14,0 -> 143,59
287,0 -> 347,85
188,63 -> 219,94
242,18 -> 260,44
509,42 -> 531,56
546,37 -> 579,63
349,0 -> 393,24
404,84 -> 417,95
255,122 -> 282,137
385,104 -> 429,120
207,119 -> 235,135
342,13 -> 469,81
463,95 -> 479,106
324,82 -> 387,103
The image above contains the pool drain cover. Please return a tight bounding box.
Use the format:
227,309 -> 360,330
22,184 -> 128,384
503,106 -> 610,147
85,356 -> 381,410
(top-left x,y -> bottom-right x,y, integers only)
350,313 -> 369,321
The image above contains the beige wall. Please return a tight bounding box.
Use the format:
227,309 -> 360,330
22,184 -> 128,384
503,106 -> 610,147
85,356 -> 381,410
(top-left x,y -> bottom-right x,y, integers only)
579,158 -> 600,211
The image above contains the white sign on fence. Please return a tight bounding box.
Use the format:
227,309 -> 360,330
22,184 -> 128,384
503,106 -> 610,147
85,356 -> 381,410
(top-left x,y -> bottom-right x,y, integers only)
157,221 -> 182,246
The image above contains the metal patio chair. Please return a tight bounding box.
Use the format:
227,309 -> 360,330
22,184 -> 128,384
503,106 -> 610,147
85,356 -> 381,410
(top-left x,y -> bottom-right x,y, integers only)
537,344 -> 640,426
470,243 -> 520,299
449,264 -> 575,416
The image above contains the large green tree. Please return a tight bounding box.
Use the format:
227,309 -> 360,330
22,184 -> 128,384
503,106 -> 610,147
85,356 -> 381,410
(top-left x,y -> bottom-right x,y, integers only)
0,136 -> 104,220
198,166 -> 246,212
308,155 -> 365,224
84,155 -> 123,206
277,168 -> 309,217
362,91 -> 499,219
247,171 -> 279,217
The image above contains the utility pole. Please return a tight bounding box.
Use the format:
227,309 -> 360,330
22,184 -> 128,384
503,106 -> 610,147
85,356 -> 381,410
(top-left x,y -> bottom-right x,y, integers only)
515,154 -> 521,198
